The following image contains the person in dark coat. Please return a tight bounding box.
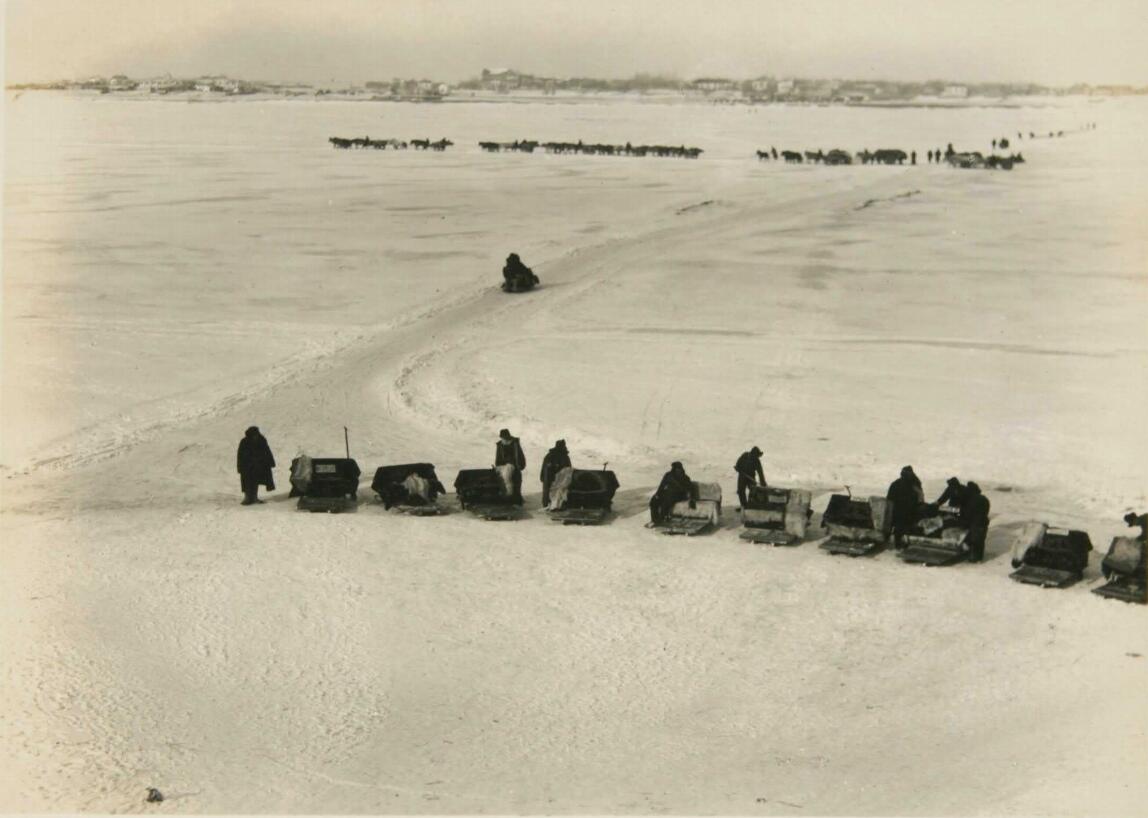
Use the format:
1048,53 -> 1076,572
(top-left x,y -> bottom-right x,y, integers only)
649,461 -> 697,525
1124,511 -> 1148,543
886,465 -> 924,549
934,476 -> 967,512
495,428 -> 527,505
540,439 -> 572,507
502,253 -> 539,290
734,446 -> 766,510
237,426 -> 275,505
961,481 -> 991,562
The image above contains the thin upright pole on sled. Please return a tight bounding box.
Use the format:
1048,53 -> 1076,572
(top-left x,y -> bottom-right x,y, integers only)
344,426 -> 351,460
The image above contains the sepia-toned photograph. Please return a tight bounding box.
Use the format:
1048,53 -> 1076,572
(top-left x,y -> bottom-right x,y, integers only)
2,0 -> 1146,813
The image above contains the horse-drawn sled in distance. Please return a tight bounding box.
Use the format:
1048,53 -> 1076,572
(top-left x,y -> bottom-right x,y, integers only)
819,493 -> 892,556
739,485 -> 813,545
371,463 -> 448,516
546,467 -> 620,526
454,465 -> 524,520
1009,523 -> 1093,588
897,503 -> 971,566
289,455 -> 362,513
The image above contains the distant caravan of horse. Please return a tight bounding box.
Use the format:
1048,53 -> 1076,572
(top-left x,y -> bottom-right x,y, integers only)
328,136 -> 453,150
480,139 -> 703,158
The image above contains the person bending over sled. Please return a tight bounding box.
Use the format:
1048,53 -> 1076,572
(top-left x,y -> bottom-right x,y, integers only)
886,465 -> 924,550
934,476 -> 967,512
734,445 -> 766,509
495,428 -> 527,505
649,461 -> 697,525
502,253 -> 539,292
237,425 -> 276,505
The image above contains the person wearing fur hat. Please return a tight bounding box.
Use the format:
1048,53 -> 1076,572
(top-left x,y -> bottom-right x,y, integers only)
236,425 -> 276,505
540,439 -> 572,508
734,446 -> 767,510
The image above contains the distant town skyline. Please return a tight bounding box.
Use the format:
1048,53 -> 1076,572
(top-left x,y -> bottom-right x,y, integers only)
5,0 -> 1148,88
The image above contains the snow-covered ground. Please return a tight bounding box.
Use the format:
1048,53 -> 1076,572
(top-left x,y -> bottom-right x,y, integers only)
2,93 -> 1146,814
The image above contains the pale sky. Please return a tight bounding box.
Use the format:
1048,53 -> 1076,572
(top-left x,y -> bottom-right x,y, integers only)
4,0 -> 1147,87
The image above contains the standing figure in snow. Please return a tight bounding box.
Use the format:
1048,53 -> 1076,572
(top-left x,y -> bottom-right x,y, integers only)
540,439 -> 572,508
960,482 -> 991,562
934,476 -> 967,512
237,425 -> 276,505
495,428 -> 527,505
886,465 -> 924,549
734,445 -> 766,510
649,461 -> 697,525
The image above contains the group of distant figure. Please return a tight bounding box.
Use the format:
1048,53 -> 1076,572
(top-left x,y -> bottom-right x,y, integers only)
479,139 -> 703,158
328,136 -> 454,150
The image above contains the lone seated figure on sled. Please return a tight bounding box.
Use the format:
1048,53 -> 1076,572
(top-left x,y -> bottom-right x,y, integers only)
649,462 -> 698,525
502,252 -> 539,292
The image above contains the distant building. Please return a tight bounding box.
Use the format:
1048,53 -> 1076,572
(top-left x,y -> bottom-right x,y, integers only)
942,85 -> 968,98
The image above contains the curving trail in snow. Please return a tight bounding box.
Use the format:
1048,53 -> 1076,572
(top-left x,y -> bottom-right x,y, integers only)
3,97 -> 1148,814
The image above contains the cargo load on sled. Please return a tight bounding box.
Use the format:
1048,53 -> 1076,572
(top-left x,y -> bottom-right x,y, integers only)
739,485 -> 813,545
290,455 -> 362,513
1092,536 -> 1147,604
819,493 -> 891,556
454,465 -> 523,520
898,504 -> 970,566
547,467 -> 620,525
371,463 -> 448,515
1009,523 -> 1092,588
649,482 -> 722,536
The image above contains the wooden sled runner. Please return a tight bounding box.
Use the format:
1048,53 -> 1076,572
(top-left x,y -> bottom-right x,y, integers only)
739,486 -> 812,546
819,494 -> 890,556
1009,523 -> 1092,588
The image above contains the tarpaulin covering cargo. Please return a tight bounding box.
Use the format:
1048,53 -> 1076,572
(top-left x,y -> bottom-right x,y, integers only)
300,458 -> 361,498
822,494 -> 890,542
1102,536 -> 1145,577
454,468 -> 511,507
562,469 -> 620,510
371,463 -> 447,508
1092,537 -> 1146,604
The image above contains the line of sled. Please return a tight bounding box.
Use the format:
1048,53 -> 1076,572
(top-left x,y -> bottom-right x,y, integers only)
284,456 -> 1145,604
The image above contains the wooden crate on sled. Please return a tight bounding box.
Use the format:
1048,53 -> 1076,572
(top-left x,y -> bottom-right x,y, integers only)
739,485 -> 812,545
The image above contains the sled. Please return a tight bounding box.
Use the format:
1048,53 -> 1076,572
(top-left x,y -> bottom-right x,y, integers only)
649,481 -> 721,536
899,508 -> 969,566
740,486 -> 812,546
547,468 -> 619,526
296,458 -> 361,513
1091,536 -> 1146,604
454,467 -> 522,520
371,463 -> 448,515
1009,523 -> 1092,588
820,494 -> 890,557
